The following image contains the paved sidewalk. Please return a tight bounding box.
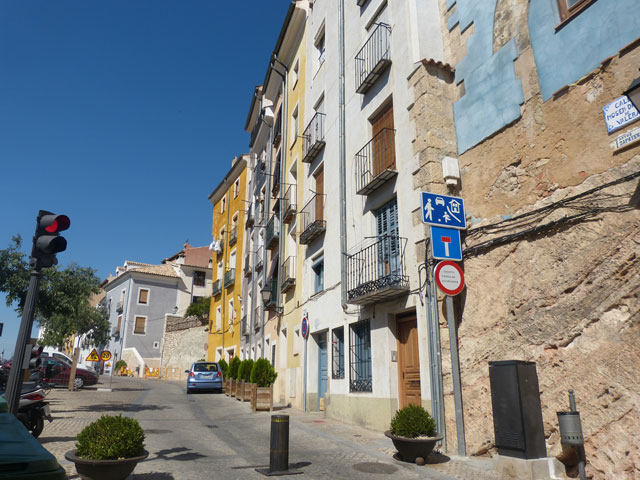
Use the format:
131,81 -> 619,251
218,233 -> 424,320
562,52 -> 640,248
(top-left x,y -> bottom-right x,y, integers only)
37,376 -> 499,479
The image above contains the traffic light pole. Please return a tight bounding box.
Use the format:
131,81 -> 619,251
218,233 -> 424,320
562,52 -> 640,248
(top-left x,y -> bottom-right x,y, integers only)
5,270 -> 42,415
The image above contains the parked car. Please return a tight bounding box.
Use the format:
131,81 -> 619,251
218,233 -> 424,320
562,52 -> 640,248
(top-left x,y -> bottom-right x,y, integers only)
39,358 -> 98,389
40,350 -> 98,373
186,362 -> 222,394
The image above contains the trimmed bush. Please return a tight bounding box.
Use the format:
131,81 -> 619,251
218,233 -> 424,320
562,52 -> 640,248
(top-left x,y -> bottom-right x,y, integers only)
238,359 -> 254,383
390,405 -> 436,439
185,296 -> 211,324
76,415 -> 145,460
114,360 -> 127,371
228,356 -> 241,380
250,358 -> 277,387
218,358 -> 228,376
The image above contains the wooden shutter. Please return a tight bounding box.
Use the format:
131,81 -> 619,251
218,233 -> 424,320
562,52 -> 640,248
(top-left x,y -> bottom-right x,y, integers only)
134,316 -> 146,334
138,289 -> 148,304
371,103 -> 395,175
315,167 -> 324,222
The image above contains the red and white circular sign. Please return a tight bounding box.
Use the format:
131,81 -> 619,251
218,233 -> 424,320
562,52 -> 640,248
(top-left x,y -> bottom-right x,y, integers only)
434,260 -> 465,296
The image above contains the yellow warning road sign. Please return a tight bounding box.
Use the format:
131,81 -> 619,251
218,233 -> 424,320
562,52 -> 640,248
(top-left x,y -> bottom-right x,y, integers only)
100,350 -> 112,362
86,349 -> 100,362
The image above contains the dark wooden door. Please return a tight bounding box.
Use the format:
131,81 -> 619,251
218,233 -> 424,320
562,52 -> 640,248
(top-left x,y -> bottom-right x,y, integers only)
397,317 -> 421,409
371,103 -> 395,176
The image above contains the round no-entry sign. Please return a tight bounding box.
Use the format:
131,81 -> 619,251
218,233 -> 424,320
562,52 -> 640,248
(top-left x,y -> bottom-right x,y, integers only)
434,260 -> 465,296
301,311 -> 309,339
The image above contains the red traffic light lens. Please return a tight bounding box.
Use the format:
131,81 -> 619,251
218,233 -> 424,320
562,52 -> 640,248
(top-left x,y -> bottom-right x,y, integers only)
43,215 -> 70,233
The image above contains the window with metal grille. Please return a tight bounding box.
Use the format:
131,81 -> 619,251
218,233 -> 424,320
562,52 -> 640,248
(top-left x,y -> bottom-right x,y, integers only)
332,327 -> 345,379
349,320 -> 372,392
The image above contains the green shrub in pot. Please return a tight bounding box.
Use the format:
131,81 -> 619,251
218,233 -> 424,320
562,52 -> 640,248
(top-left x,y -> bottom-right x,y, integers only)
76,415 -> 145,460
250,358 -> 277,387
390,405 -> 436,439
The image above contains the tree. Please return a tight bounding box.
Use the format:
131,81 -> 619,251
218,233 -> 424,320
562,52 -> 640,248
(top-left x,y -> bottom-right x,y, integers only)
185,296 -> 211,325
0,235 -> 109,350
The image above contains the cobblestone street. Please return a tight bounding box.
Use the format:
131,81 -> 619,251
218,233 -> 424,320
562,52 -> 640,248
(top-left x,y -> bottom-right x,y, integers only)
37,376 -> 499,479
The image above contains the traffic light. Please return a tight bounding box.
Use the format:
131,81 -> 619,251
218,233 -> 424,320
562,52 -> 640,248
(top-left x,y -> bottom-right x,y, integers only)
31,210 -> 70,269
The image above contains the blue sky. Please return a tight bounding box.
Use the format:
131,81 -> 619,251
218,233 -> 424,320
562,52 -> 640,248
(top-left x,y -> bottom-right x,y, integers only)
0,1 -> 290,358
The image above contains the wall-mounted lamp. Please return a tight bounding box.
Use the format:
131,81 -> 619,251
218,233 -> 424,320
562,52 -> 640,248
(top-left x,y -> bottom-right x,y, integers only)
623,76 -> 640,111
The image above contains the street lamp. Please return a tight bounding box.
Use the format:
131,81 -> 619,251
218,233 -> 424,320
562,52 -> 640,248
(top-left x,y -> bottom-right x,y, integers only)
623,77 -> 640,112
261,286 -> 272,305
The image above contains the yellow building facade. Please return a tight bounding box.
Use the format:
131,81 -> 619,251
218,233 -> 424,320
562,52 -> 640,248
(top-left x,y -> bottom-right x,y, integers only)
207,156 -> 248,363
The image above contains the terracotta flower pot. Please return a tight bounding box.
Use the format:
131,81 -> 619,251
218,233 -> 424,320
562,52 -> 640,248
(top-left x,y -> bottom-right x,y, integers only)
384,431 -> 442,463
65,449 -> 149,480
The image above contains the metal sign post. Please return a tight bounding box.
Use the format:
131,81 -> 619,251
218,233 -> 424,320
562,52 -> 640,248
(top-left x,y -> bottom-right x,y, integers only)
446,295 -> 466,457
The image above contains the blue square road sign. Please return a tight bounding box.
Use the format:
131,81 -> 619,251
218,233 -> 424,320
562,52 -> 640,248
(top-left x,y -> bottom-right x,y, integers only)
421,192 -> 466,229
431,226 -> 462,261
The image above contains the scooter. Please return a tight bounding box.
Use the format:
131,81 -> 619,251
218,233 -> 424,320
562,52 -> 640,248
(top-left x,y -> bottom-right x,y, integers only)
1,379 -> 53,438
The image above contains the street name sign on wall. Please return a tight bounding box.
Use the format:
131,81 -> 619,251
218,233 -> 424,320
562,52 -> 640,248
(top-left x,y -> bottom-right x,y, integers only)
603,95 -> 640,134
434,260 -> 465,296
614,125 -> 640,151
421,192 -> 466,229
431,226 -> 463,261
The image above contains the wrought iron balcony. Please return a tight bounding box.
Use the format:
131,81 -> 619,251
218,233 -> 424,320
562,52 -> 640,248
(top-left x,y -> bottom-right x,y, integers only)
281,256 -> 296,293
212,279 -> 222,296
228,226 -> 238,246
355,23 -> 392,94
273,109 -> 282,149
355,128 -> 397,195
282,184 -> 297,224
116,301 -> 123,313
244,254 -> 252,277
249,109 -> 265,148
255,246 -> 264,272
346,236 -> 409,305
223,269 -> 235,288
265,280 -> 278,311
266,215 -> 280,250
302,112 -> 326,163
300,193 -> 326,245
246,203 -> 254,228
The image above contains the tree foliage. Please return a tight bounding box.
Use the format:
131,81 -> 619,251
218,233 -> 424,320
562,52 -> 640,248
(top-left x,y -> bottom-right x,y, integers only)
185,296 -> 210,325
0,235 -> 109,348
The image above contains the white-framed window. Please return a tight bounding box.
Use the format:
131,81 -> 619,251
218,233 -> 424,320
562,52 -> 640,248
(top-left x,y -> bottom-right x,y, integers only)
230,249 -> 237,271
228,298 -> 235,325
133,316 -> 147,335
294,327 -> 301,356
233,178 -> 240,198
315,25 -> 326,69
137,288 -> 149,305
216,306 -> 222,331
226,346 -> 236,361
312,254 -> 324,294
366,0 -> 389,30
292,57 -> 299,87
153,341 -> 160,349
221,196 -> 226,213
216,347 -> 223,361
271,341 -> 277,367
291,105 -> 299,146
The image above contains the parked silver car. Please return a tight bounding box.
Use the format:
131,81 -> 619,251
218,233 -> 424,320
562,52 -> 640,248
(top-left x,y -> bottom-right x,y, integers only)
186,362 -> 222,394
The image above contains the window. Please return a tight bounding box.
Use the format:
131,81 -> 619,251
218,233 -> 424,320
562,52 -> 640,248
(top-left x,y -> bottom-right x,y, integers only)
134,316 -> 147,335
216,306 -> 222,331
292,105 -> 299,145
271,343 -> 277,367
366,1 -> 389,30
117,315 -> 122,333
194,271 -> 206,287
191,295 -> 202,304
294,327 -> 301,355
332,327 -> 345,379
315,28 -> 326,69
375,198 -> 400,276
292,58 -> 299,87
153,341 -> 160,349
233,179 -> 240,198
228,298 -> 234,325
557,0 -> 596,22
221,196 -> 226,213
349,320 -> 372,392
138,289 -> 149,305
312,256 -> 324,293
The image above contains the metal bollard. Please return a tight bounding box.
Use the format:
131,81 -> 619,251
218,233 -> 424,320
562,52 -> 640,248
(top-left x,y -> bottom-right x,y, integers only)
557,390 -> 586,480
270,415 -> 289,472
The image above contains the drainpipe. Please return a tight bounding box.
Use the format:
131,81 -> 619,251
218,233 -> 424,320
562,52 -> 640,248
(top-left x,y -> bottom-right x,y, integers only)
338,0 -> 348,309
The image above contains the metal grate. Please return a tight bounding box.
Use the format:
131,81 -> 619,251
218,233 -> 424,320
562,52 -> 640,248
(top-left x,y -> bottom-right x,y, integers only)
355,23 -> 392,94
302,112 -> 326,163
349,320 -> 372,392
332,327 -> 345,379
355,128 -> 397,195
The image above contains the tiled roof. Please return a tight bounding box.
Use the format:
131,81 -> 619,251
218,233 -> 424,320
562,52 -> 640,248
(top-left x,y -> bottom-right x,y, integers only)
183,246 -> 211,269
128,263 -> 179,278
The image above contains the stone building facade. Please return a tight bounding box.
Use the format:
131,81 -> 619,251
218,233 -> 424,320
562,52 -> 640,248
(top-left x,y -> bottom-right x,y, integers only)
408,0 -> 640,477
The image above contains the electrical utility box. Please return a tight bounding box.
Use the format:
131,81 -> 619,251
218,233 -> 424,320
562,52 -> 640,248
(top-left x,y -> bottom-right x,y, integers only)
488,360 -> 547,459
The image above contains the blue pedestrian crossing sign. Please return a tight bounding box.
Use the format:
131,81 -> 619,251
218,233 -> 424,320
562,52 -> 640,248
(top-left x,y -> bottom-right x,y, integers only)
421,192 -> 466,229
431,226 -> 462,261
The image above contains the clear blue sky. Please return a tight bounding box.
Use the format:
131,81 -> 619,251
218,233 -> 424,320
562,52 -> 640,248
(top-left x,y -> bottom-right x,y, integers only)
0,1 -> 290,358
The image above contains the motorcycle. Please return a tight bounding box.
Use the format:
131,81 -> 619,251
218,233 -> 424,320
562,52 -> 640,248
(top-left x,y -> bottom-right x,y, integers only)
15,382 -> 53,438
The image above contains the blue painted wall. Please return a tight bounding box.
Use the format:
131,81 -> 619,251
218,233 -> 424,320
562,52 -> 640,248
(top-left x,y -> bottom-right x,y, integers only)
530,0 -> 640,101
448,0 -> 525,154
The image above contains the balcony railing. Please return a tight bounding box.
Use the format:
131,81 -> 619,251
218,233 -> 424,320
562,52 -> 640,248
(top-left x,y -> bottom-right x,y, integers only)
246,203 -> 254,228
346,236 -> 409,305
223,269 -> 235,288
281,256 -> 296,293
255,246 -> 264,271
355,23 -> 392,94
266,215 -> 280,250
212,279 -> 222,296
244,254 -> 252,277
116,301 -> 123,313
249,109 -> 265,147
265,280 -> 278,311
300,193 -> 326,245
302,112 -> 326,163
282,184 -> 297,224
229,226 -> 238,246
355,128 -> 397,195
241,314 -> 249,336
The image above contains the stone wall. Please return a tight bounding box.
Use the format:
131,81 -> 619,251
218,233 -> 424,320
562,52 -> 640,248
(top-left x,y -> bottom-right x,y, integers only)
161,315 -> 209,378
408,1 -> 640,478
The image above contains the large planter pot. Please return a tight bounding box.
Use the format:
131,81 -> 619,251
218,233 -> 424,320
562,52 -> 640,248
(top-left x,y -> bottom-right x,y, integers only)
251,384 -> 273,411
236,381 -> 245,401
241,382 -> 253,402
384,431 -> 442,463
65,449 -> 149,480
230,379 -> 236,397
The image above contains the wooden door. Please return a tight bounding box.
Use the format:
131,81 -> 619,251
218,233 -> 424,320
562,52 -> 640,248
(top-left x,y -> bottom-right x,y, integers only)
314,167 -> 324,222
397,316 -> 421,409
371,103 -> 395,176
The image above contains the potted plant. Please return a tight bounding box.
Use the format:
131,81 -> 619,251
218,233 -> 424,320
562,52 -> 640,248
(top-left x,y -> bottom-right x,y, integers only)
218,358 -> 228,392
237,359 -> 254,402
114,360 -> 127,376
250,358 -> 277,411
65,414 -> 148,480
228,357 -> 241,397
384,405 -> 442,463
